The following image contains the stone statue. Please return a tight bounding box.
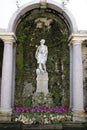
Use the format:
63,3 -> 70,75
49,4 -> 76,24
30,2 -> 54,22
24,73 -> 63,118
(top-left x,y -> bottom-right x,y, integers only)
35,39 -> 48,74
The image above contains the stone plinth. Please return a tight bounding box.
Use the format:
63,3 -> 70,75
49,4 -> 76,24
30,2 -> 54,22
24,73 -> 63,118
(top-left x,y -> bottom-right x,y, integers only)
32,92 -> 53,107
0,113 -> 12,121
32,72 -> 53,107
72,110 -> 87,122
36,72 -> 49,94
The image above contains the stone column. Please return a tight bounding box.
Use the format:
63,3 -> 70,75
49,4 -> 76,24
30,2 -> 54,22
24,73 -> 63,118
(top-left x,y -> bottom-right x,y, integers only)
11,45 -> 16,107
0,34 -> 16,114
72,39 -> 85,121
69,44 -> 73,108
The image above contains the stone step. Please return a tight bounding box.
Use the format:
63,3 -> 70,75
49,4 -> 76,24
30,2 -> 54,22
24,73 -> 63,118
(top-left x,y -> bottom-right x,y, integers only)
0,122 -> 87,130
22,124 -> 62,130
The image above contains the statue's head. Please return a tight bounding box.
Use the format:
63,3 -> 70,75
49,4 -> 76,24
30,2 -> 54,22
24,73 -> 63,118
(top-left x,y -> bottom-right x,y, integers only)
40,39 -> 45,44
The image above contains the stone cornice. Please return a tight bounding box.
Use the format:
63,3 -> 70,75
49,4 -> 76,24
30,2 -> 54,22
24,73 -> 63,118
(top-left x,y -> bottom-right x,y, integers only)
68,33 -> 87,45
0,32 -> 17,44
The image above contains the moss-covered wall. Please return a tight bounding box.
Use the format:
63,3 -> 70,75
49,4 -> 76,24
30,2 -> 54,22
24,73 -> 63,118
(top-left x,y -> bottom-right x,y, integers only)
82,41 -> 87,107
15,8 -> 70,107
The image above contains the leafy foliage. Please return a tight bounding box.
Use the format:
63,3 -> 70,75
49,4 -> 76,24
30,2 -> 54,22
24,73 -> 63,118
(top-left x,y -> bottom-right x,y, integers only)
32,92 -> 53,107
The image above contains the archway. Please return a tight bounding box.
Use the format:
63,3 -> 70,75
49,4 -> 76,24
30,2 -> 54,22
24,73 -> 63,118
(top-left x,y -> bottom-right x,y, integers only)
8,1 -> 78,108
8,2 -> 77,33
14,8 -> 70,107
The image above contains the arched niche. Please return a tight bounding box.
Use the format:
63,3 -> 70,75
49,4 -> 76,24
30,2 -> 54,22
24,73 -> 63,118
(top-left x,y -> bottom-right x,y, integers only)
13,7 -> 70,107
8,1 -> 78,33
7,0 -> 78,107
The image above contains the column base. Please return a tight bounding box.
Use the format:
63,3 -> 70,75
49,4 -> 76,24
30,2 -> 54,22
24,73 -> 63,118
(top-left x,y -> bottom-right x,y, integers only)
0,112 -> 12,121
0,107 -> 12,121
0,107 -> 12,114
73,110 -> 87,122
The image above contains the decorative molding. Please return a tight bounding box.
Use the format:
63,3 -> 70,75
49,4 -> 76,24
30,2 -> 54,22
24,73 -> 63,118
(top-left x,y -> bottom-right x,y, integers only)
73,110 -> 85,116
61,0 -> 69,6
16,0 -> 20,8
40,0 -> 47,9
0,32 -> 17,44
68,33 -> 87,46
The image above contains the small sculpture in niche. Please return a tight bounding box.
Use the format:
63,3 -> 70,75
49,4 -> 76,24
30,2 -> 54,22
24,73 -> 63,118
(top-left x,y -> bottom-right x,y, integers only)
35,39 -> 48,75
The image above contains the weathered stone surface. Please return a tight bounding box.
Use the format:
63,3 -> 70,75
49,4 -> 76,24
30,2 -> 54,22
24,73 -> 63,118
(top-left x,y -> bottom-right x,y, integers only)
36,72 -> 49,94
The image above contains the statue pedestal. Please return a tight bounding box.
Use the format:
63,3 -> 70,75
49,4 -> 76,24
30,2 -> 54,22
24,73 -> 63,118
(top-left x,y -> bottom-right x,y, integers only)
36,72 -> 49,94
32,72 -> 53,107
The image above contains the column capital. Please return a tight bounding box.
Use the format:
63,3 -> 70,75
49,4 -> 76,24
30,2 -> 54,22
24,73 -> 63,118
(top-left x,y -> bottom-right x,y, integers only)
68,33 -> 87,46
0,32 -> 16,44
71,40 -> 83,45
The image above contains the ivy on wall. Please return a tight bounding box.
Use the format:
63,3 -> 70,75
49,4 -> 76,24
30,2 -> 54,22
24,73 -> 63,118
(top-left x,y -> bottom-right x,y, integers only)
15,8 -> 70,107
